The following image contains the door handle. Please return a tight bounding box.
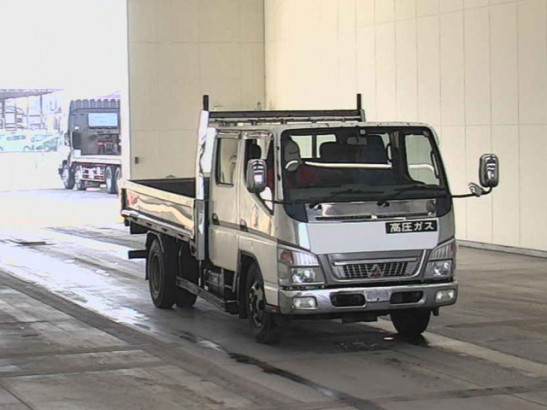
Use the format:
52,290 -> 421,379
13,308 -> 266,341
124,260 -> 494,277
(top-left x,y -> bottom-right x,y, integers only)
212,213 -> 219,225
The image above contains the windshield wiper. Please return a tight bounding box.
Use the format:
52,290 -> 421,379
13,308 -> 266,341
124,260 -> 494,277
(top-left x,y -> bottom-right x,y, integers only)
309,188 -> 382,209
376,184 -> 447,206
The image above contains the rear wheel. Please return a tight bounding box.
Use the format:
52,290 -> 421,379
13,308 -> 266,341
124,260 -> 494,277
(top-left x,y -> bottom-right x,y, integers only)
147,239 -> 176,309
390,309 -> 431,337
62,164 -> 75,189
74,165 -> 86,191
246,262 -> 283,344
105,166 -> 117,194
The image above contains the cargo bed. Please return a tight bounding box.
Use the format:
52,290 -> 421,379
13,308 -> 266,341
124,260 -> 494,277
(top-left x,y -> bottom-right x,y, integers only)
121,178 -> 198,243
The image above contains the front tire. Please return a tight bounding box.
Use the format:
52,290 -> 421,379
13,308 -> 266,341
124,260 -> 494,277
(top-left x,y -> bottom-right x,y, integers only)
390,309 -> 431,337
147,239 -> 176,309
62,164 -> 75,189
105,166 -> 117,194
74,165 -> 86,191
175,242 -> 198,308
246,263 -> 283,344
114,166 -> 122,194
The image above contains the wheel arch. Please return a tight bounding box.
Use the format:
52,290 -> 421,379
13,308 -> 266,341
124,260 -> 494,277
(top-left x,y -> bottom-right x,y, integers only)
237,251 -> 263,319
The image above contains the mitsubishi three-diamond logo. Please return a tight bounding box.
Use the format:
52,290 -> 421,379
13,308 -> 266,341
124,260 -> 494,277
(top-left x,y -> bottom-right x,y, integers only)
368,264 -> 383,278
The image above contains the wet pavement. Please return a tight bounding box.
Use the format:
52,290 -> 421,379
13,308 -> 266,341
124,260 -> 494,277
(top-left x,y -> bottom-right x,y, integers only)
0,189 -> 547,409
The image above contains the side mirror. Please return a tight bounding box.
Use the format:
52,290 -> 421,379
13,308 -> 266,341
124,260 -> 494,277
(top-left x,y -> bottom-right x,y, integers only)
479,154 -> 499,188
72,131 -> 82,149
246,159 -> 267,193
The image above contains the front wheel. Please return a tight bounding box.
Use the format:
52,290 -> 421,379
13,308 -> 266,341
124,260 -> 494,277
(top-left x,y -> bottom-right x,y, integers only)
390,309 -> 431,338
74,165 -> 86,191
175,242 -> 198,308
105,166 -> 117,194
246,263 -> 283,344
61,164 -> 75,189
114,166 -> 122,194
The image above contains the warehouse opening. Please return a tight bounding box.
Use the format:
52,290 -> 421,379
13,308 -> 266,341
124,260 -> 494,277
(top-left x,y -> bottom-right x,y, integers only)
0,0 -> 128,229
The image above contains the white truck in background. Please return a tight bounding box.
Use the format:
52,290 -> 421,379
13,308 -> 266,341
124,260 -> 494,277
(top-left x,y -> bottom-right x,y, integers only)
121,95 -> 499,344
59,98 -> 122,194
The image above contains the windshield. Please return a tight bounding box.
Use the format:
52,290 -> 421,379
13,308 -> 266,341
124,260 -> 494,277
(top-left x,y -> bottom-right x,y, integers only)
280,126 -> 448,204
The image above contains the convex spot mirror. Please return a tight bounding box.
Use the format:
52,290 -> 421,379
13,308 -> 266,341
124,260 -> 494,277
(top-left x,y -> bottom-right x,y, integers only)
479,154 -> 499,188
246,159 -> 267,193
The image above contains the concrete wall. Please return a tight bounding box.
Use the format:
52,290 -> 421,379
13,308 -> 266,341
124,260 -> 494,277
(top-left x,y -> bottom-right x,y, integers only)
265,0 -> 547,252
127,0 -> 265,179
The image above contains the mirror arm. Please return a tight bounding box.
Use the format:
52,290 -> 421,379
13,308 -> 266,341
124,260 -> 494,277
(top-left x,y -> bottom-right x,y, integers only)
451,192 -> 476,199
452,186 -> 493,199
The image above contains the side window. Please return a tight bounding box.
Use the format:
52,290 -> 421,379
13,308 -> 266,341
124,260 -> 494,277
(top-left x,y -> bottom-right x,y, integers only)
244,139 -> 269,170
404,134 -> 439,185
216,138 -> 239,185
316,134 -> 337,156
291,135 -> 312,158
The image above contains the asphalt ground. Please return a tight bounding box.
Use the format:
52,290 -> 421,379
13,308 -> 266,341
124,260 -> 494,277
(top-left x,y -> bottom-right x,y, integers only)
0,188 -> 546,409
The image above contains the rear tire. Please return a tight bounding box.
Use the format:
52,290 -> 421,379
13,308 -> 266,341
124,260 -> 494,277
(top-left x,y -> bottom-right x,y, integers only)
246,262 -> 283,344
390,309 -> 431,337
62,164 -> 75,189
147,239 -> 176,309
105,166 -> 117,194
74,165 -> 86,191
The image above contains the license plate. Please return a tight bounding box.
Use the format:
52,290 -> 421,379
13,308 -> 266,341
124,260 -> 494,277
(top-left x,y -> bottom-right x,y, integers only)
385,220 -> 437,234
364,289 -> 391,303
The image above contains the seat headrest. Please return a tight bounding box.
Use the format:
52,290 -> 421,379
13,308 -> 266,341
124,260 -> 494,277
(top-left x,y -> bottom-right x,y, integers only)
320,142 -> 355,162
284,139 -> 301,163
358,144 -> 388,164
366,135 -> 385,147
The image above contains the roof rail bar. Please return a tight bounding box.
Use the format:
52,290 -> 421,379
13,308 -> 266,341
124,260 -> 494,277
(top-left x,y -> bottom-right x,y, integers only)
202,94 -> 366,124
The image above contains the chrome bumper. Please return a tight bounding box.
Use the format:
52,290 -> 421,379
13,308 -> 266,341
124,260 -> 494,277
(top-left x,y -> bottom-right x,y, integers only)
277,281 -> 458,315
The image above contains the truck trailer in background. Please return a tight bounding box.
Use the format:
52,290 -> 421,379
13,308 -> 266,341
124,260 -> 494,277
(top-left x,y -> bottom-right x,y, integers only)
59,98 -> 121,194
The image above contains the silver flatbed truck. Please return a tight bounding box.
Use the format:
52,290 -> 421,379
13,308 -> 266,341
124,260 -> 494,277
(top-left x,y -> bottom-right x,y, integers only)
121,95 -> 499,344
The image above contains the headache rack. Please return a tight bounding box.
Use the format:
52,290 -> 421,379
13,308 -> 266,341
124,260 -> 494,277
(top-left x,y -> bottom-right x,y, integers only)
204,94 -> 366,126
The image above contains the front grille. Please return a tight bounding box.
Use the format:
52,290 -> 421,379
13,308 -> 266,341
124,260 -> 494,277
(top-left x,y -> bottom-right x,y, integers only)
342,262 -> 409,279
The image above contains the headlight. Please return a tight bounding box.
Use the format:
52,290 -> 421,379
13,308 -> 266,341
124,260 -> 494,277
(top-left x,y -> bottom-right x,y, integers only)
278,247 -> 325,286
424,239 -> 456,279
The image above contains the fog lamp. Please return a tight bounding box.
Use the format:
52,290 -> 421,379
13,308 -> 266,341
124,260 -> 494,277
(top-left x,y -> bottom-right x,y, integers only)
293,296 -> 317,310
435,289 -> 456,303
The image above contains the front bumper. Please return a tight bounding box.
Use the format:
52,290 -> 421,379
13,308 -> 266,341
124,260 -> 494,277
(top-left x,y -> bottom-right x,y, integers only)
277,281 -> 457,315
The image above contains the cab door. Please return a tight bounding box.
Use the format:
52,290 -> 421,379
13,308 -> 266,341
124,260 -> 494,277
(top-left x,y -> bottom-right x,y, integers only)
208,132 -> 241,271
